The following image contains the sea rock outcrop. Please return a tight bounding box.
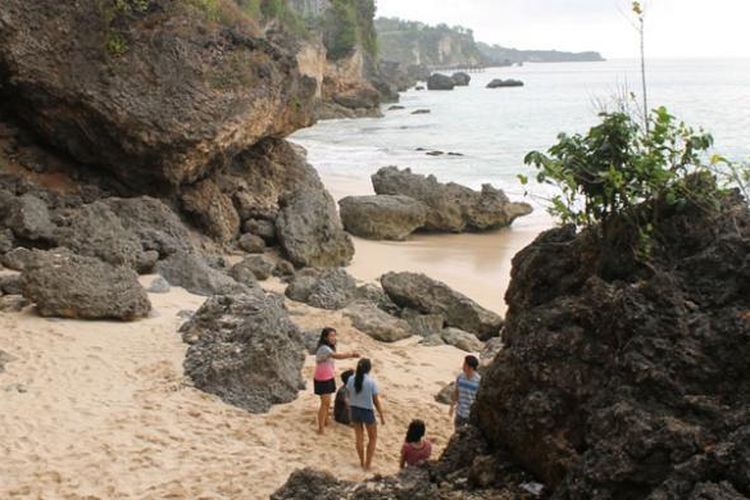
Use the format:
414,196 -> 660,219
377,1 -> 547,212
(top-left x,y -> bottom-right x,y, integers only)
451,72 -> 471,86
381,271 -> 503,340
21,249 -> 151,320
486,79 -> 524,88
473,186 -> 750,497
338,195 -> 428,240
183,293 -> 305,413
0,0 -> 316,190
372,167 -> 532,232
155,252 -> 248,297
427,73 -> 455,91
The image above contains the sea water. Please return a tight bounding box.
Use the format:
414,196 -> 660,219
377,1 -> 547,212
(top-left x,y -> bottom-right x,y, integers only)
292,58 -> 750,223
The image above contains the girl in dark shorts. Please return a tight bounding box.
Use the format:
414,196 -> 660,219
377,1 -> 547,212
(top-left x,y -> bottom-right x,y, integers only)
345,358 -> 385,470
314,327 -> 359,434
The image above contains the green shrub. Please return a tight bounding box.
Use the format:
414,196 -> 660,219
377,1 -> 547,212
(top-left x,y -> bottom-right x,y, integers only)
106,31 -> 129,57
522,108 -> 716,230
324,0 -> 358,60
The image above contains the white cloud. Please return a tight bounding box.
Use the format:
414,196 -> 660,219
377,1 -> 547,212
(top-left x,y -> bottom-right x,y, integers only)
375,0 -> 750,58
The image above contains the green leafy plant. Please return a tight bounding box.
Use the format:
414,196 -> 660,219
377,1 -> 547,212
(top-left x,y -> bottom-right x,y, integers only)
106,31 -> 129,57
522,107 -> 715,230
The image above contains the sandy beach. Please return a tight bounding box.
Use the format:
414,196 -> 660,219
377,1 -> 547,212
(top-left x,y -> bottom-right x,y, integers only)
1,275 -> 471,499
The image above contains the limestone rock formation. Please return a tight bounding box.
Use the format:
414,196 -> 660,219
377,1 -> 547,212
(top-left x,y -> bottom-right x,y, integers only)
3,194 -> 54,242
381,271 -> 503,340
21,250 -> 151,320
338,195 -> 428,240
180,179 -> 240,243
0,0 -> 316,190
276,189 -> 354,268
473,188 -> 750,497
372,167 -> 532,232
285,268 -> 357,310
230,255 -> 275,282
183,293 -> 306,413
344,301 -> 413,343
441,327 -> 484,352
427,73 -> 455,90
155,252 -> 248,297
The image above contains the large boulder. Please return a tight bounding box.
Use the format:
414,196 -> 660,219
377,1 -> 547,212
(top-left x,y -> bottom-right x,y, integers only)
276,189 -> 354,268
451,72 -> 471,86
344,301 -> 413,343
338,195 -> 428,241
427,73 -> 455,91
381,271 -> 503,340
183,293 -> 306,414
372,167 -> 532,232
0,0 -> 316,190
21,250 -> 151,320
155,252 -> 248,296
472,188 -> 750,497
3,194 -> 55,241
441,327 -> 484,353
285,268 -> 357,310
230,255 -> 275,282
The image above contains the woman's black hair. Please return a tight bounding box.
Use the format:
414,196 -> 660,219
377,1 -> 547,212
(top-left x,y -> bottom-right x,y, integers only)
354,358 -> 372,394
405,419 -> 426,443
317,327 -> 337,352
341,369 -> 354,385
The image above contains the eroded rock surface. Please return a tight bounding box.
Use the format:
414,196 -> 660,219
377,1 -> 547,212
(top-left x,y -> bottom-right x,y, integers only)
339,195 -> 428,240
372,167 -> 532,232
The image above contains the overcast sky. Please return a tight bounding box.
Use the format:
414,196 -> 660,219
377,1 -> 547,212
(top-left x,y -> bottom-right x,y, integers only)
375,0 -> 750,59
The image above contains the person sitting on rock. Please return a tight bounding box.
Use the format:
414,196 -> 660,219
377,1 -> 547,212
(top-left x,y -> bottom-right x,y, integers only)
449,355 -> 481,429
333,369 -> 355,425
314,327 -> 359,435
346,358 -> 385,470
400,419 -> 432,468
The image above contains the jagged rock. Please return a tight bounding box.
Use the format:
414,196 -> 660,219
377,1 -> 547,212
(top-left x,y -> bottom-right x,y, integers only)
230,255 -> 275,283
427,73 -> 455,90
181,179 -> 240,243
332,87 -> 380,110
179,288 -> 267,344
0,349 -> 15,373
155,252 -> 247,297
441,327 -> 484,352
21,250 -> 151,320
145,276 -> 171,294
276,189 -> 354,268
243,218 -> 277,244
285,268 -> 357,310
302,329 -> 320,355
183,293 -> 305,413
480,337 -> 504,364
344,301 -> 412,343
425,150 -> 444,156
0,273 -> 22,295
4,194 -> 54,241
54,202 -> 144,269
0,247 -> 34,271
451,72 -> 471,86
104,197 -> 194,257
473,188 -> 750,497
238,233 -> 266,254
486,79 -> 524,88
412,109 -> 431,115
381,272 -> 503,340
136,250 -> 159,274
401,308 -> 445,337
0,0 -> 315,189
372,167 -> 533,232
388,105 -> 405,111
338,195 -> 428,241
0,295 -> 28,312
435,382 -> 455,404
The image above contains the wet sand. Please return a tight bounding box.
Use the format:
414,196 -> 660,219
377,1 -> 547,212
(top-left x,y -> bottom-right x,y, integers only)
323,172 -> 553,315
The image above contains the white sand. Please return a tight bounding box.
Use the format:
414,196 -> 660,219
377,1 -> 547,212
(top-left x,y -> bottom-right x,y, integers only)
1,277 -> 465,499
